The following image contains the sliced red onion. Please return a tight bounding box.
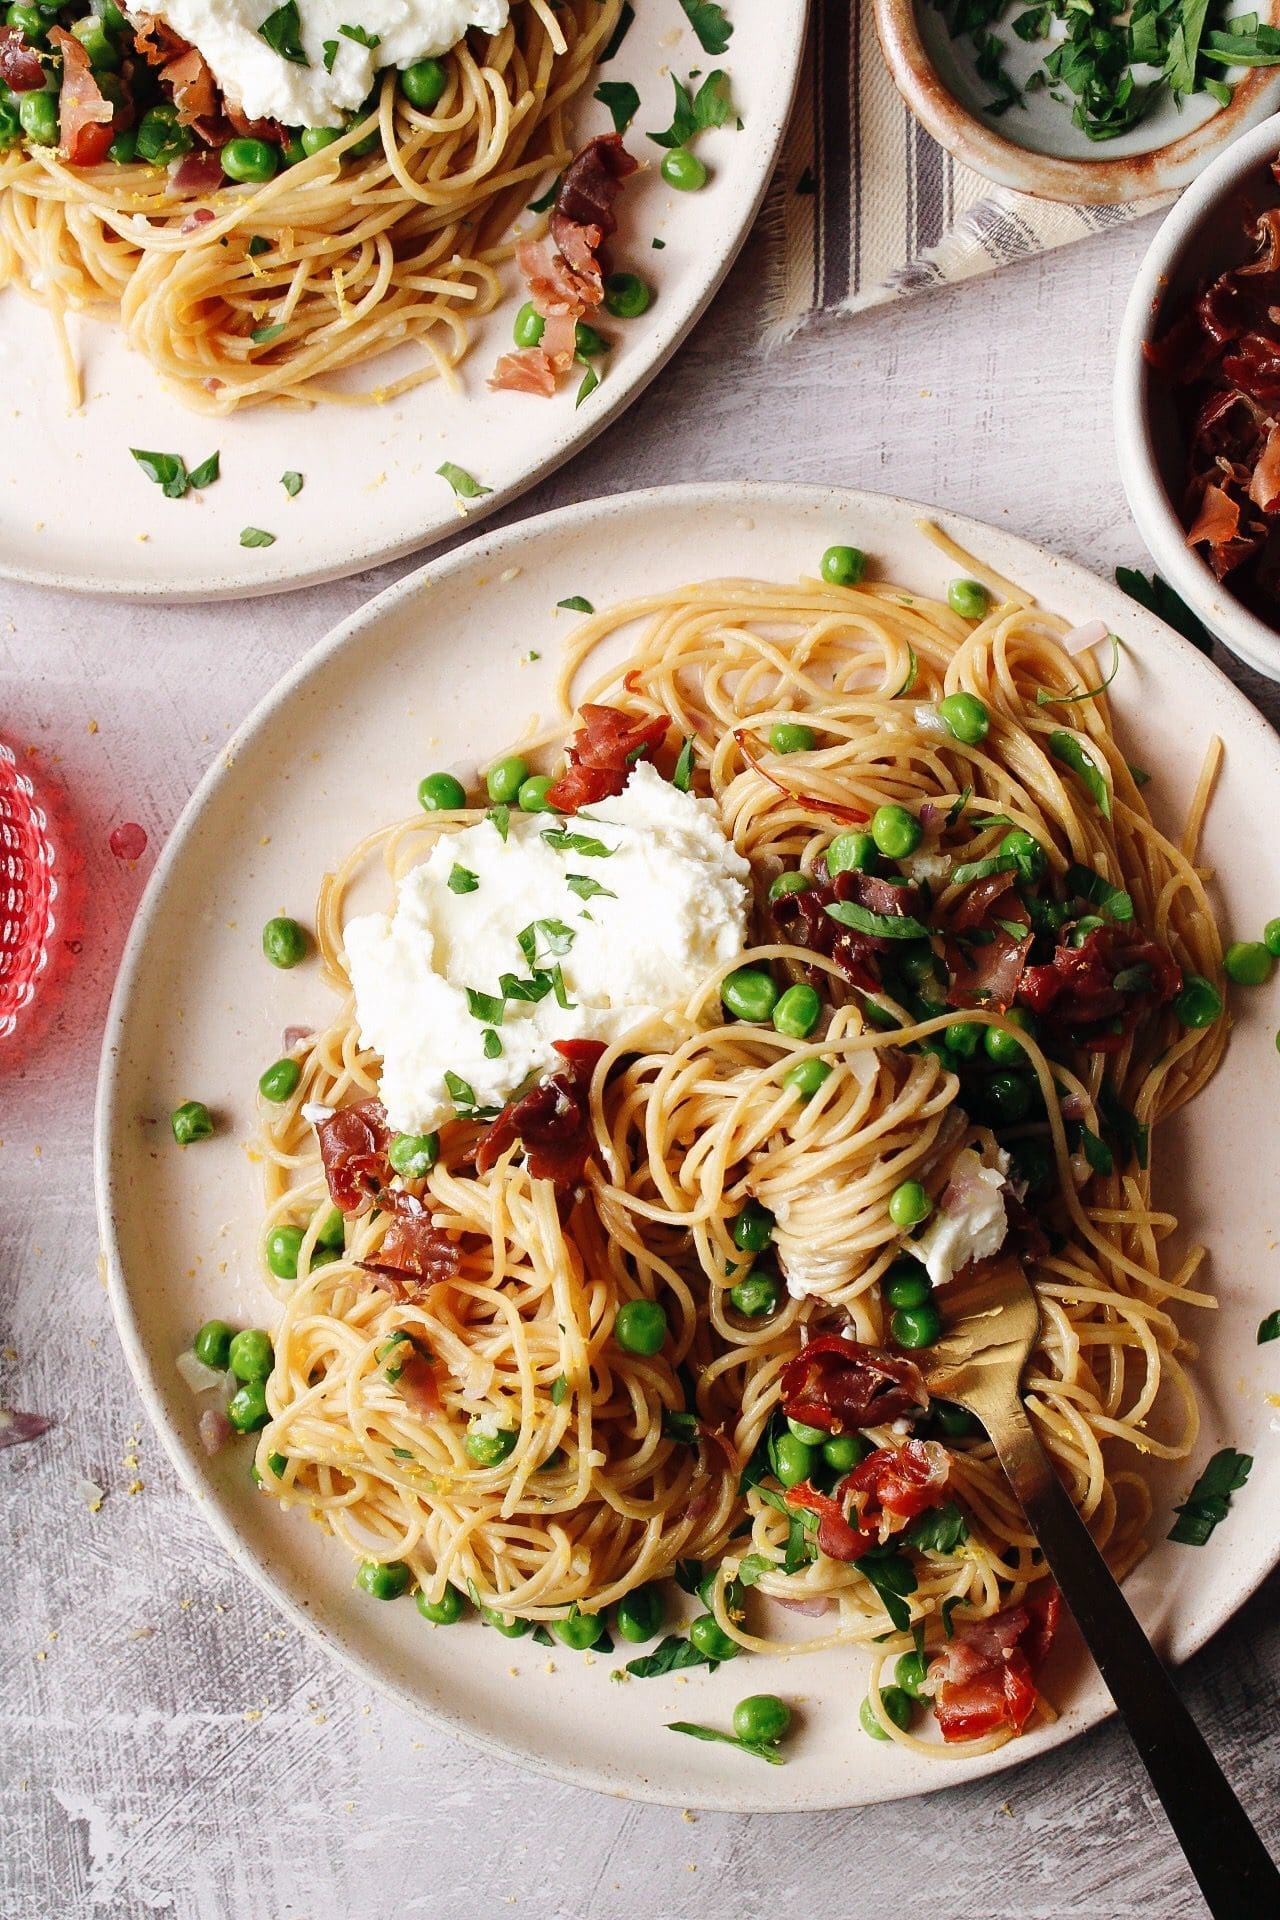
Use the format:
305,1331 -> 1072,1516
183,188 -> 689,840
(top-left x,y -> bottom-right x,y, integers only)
1060,1092 -> 1086,1123
774,1592 -> 832,1617
176,1349 -> 224,1395
919,802 -> 940,829
0,1408 -> 52,1448
198,1408 -> 232,1457
912,704 -> 950,736
283,1025 -> 314,1052
1061,619 -> 1109,657
75,1475 -> 105,1509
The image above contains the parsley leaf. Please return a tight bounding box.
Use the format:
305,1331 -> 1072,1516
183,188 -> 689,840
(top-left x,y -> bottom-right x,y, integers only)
550,1373 -> 569,1405
437,461 -> 491,500
667,1721 -> 785,1764
624,1635 -> 718,1679
557,595 -> 594,613
649,68 -> 738,148
566,872 -> 615,902
825,900 -> 931,940
1168,1447 -> 1252,1546
902,1500 -> 969,1555
599,0 -> 634,62
678,0 -> 734,54
322,37 -> 337,70
488,804 -> 510,843
239,527 -> 276,548
576,364 -> 600,408
258,0 -> 309,66
542,826 -> 614,859
130,449 -> 190,499
281,469 -> 304,497
595,79 -> 640,134
465,987 -> 505,1024
482,1028 -> 502,1059
1116,566 -> 1214,654
672,735 -> 695,793
1258,1311 -> 1280,1345
1049,731 -> 1112,818
186,451 -> 220,490
251,322 -> 284,344
340,21 -> 380,47
448,863 -> 479,894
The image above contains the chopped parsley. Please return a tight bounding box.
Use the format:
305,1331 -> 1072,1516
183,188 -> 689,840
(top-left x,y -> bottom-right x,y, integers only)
542,826 -> 614,859
623,1634 -> 720,1679
1258,1311 -> 1280,1344
448,863 -> 479,894
247,235 -> 271,256
443,1070 -> 499,1120
599,0 -> 634,62
672,735 -> 695,793
482,1028 -> 502,1059
465,987 -> 506,1024
239,527 -> 276,548
678,0 -> 734,54
437,461 -> 492,500
516,918 -> 575,967
281,469 -> 304,497
130,448 -> 219,500
340,21 -> 380,47
1168,1447 -> 1252,1546
595,79 -> 640,134
1116,566 -> 1214,655
550,1373 -> 569,1405
1049,731 -> 1112,818
825,899 -> 931,941
667,1720 -> 785,1764
557,595 -> 595,613
576,364 -> 600,408
258,0 -> 308,66
566,872 -> 615,902
1036,634 -> 1122,707
648,69 -> 739,149
251,322 -> 285,344
488,803 -> 511,842
902,1500 -> 969,1555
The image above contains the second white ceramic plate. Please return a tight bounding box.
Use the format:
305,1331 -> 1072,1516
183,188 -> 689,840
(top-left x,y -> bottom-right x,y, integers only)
0,2 -> 803,600
97,484 -> 1280,1810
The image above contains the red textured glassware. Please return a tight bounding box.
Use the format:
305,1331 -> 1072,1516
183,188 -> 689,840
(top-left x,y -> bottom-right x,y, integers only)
0,740 -> 58,1040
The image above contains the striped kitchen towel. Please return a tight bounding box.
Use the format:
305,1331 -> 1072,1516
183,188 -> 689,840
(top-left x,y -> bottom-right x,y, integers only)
763,0 -> 1167,335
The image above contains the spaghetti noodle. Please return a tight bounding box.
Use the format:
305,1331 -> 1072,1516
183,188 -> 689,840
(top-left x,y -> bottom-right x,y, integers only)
0,0 -> 619,409
251,546 -> 1227,1752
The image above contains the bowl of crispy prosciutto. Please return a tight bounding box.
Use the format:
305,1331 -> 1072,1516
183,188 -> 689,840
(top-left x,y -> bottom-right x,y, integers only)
1116,111 -> 1280,681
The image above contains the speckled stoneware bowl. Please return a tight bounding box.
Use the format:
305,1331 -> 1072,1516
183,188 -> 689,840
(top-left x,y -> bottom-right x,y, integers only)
873,0 -> 1280,204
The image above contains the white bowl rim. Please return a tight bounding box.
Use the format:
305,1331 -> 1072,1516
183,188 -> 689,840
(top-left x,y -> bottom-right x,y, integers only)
1116,109 -> 1280,682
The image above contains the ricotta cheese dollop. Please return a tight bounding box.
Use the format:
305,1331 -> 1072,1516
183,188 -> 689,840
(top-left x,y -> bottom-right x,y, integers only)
906,1146 -> 1010,1290
343,762 -> 751,1136
127,0 -> 509,129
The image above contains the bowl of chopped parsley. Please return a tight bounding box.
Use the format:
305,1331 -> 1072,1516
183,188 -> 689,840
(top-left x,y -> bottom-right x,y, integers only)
873,0 -> 1280,202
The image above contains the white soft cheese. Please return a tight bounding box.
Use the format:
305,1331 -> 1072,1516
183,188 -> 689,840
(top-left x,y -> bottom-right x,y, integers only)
343,762 -> 750,1135
127,0 -> 508,128
906,1147 -> 1010,1289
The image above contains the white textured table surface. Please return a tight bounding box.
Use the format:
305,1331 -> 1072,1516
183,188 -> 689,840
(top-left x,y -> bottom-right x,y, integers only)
4,210 -> 1279,1920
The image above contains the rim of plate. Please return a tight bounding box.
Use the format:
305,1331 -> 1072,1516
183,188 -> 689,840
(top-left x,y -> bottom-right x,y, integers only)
95,482 -> 1280,1810
0,10 -> 807,603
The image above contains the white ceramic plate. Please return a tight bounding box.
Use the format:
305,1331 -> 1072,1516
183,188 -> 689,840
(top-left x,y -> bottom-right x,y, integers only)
96,484 -> 1280,1812
0,4 -> 803,601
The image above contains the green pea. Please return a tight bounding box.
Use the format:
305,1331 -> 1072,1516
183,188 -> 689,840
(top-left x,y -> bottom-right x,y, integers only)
262,916 -> 308,969
517,773 -> 557,812
574,320 -> 609,360
1174,973 -> 1223,1028
729,1270 -> 780,1318
894,1651 -> 930,1699
259,1057 -> 301,1102
513,300 -> 545,348
105,125 -> 138,165
1070,914 -> 1106,949
281,134 -> 307,167
481,1606 -> 531,1636
936,691 -> 989,746
416,1584 -> 464,1624
733,1693 -> 791,1744
1264,918 -> 1280,958
193,1319 -> 233,1369
943,1020 -> 981,1059
984,1072 -> 1034,1125
898,942 -> 937,988
932,1399 -> 980,1437
688,1613 -> 738,1661
0,100 -> 24,151
615,1584 -> 664,1643
1000,827 -> 1046,883
603,271 -> 652,318
486,754 -> 529,804
18,88 -> 57,145
6,2 -> 45,40
731,1199 -> 775,1251
773,982 -> 822,1039
888,1180 -> 931,1229
614,1297 -> 667,1355
399,55 -> 447,109
1224,940 -> 1273,986
465,1420 -> 517,1466
783,1057 -> 831,1101
388,1131 -> 439,1179
135,103 -> 190,164
948,579 -> 989,621
821,1432 -> 868,1472
768,870 -> 810,901
787,1416 -> 828,1445
1009,1137 -> 1053,1198
228,1328 -> 274,1383
356,1559 -> 412,1600
984,1007 -> 1035,1066
696,1570 -> 720,1611
721,965 -> 779,1024
265,1224 -> 304,1280
771,1432 -> 813,1488
170,1099 -> 213,1145
826,829 -> 875,876
882,1260 -> 931,1309
661,146 -> 707,191
820,544 -> 866,587
345,110 -> 380,158
70,15 -> 118,68
871,804 -> 923,861
861,1686 -> 915,1739
552,1608 -> 604,1650
227,1380 -> 269,1432
770,721 -> 816,755
418,771 -> 467,812
299,125 -> 342,156
892,1302 -> 943,1348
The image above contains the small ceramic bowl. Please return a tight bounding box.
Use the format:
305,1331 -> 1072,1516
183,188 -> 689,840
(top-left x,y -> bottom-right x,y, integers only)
873,0 -> 1280,204
1115,111 -> 1280,683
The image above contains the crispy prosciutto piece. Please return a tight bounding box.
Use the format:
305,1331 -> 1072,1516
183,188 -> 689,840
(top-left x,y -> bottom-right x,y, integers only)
944,868 -> 1033,1013
556,132 -> 637,238
930,1586 -> 1060,1743
162,45 -> 217,124
779,1334 -> 928,1436
843,1438 -> 952,1542
358,1193 -> 461,1301
0,26 -> 46,92
784,1480 -> 871,1563
395,1346 -> 442,1420
544,703 -> 668,812
771,869 -> 917,994
1017,923 -> 1181,1052
490,348 -> 558,397
49,28 -> 116,166
475,1038 -> 605,1189
172,148 -> 225,196
316,1098 -> 392,1215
